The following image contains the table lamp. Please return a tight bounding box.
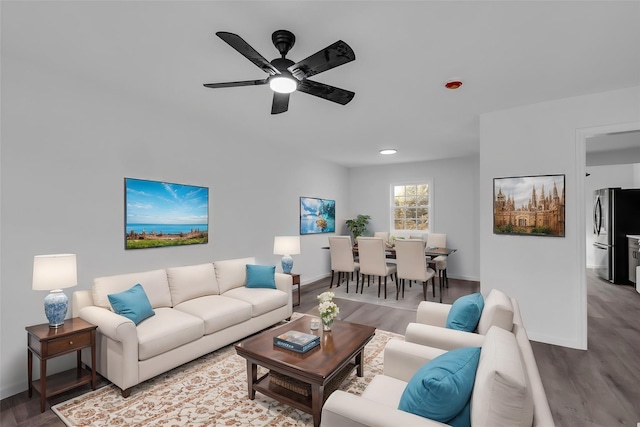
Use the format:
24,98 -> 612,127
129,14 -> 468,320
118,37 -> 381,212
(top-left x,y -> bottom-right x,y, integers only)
32,254 -> 78,328
273,236 -> 300,274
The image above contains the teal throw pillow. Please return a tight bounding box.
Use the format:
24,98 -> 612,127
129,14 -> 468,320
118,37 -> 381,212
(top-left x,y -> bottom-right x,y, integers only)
246,264 -> 277,289
107,283 -> 155,325
447,399 -> 471,427
446,292 -> 484,332
398,346 -> 480,425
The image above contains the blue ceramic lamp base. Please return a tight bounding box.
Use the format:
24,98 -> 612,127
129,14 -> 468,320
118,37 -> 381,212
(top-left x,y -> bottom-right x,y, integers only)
281,255 -> 294,274
44,289 -> 68,328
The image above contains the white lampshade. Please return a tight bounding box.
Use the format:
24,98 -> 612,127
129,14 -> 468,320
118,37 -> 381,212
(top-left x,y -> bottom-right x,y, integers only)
32,254 -> 78,291
273,236 -> 300,255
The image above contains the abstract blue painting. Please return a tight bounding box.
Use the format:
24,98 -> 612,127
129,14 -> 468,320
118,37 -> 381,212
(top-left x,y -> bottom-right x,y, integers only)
300,197 -> 336,235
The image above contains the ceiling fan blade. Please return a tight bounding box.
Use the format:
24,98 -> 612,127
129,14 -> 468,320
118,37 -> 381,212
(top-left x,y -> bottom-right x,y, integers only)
297,80 -> 355,105
203,79 -> 268,89
271,92 -> 290,114
288,40 -> 355,80
216,32 -> 279,76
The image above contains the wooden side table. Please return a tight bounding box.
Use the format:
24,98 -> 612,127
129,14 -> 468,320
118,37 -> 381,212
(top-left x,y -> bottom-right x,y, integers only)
288,273 -> 301,307
26,317 -> 97,412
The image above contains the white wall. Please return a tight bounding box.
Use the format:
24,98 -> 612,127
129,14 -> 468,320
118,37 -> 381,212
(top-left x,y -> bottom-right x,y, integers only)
348,156 -> 480,281
480,87 -> 640,349
0,54 -> 345,398
584,164 -> 637,268
634,164 -> 640,186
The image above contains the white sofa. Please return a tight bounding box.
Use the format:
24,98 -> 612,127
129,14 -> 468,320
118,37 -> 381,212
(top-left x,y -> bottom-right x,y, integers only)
322,325 -> 554,426
321,291 -> 555,426
72,257 -> 292,397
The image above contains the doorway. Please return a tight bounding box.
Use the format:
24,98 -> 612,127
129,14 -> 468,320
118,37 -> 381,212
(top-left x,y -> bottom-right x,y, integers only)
576,122 -> 640,348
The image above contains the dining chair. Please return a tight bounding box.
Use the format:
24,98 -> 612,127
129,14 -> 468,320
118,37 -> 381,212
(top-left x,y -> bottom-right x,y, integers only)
426,233 -> 448,288
394,239 -> 438,301
328,236 -> 359,293
356,237 -> 397,299
374,231 -> 389,244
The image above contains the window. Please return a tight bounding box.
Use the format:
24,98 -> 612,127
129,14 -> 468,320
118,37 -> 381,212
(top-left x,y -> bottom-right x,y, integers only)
392,183 -> 430,231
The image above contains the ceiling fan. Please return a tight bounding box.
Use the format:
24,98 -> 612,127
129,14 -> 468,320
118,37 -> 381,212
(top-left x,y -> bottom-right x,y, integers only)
204,30 -> 355,114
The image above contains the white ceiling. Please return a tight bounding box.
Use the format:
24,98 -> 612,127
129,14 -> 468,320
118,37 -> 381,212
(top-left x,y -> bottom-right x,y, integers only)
3,1 -> 639,167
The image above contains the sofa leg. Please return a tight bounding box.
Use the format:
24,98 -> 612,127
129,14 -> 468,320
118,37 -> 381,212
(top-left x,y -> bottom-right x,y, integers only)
121,387 -> 132,398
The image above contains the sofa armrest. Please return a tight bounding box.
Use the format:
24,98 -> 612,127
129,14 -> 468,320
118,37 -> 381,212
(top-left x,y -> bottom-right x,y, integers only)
78,306 -> 138,345
405,323 -> 485,351
72,290 -> 94,317
321,391 -> 449,427
383,339 -> 447,382
415,301 -> 452,327
275,272 -> 293,292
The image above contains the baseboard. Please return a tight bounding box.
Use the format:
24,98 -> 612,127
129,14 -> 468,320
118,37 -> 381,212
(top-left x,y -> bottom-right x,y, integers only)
528,330 -> 586,350
300,273 -> 331,287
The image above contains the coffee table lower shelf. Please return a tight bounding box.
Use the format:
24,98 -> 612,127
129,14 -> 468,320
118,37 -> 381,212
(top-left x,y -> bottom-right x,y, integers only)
254,362 -> 356,414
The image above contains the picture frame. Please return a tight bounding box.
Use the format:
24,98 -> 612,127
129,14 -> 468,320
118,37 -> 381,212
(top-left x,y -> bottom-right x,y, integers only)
125,178 -> 209,249
493,174 -> 565,237
300,197 -> 336,235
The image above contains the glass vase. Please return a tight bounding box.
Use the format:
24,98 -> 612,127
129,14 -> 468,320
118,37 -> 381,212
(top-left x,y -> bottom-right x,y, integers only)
322,318 -> 333,331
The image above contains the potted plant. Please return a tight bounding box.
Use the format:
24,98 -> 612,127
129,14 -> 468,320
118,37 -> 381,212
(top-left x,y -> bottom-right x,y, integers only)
345,214 -> 371,242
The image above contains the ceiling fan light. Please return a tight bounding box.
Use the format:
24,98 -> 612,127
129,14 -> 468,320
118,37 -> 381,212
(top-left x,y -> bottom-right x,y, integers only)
270,76 -> 297,94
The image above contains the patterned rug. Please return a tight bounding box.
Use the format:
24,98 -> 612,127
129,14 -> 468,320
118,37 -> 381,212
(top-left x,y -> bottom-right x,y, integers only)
52,314 -> 403,426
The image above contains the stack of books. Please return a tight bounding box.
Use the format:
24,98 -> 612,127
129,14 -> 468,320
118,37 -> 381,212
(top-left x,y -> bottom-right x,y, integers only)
273,330 -> 320,353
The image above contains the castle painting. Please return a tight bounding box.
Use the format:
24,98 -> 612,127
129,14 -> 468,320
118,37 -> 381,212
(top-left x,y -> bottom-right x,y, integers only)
493,175 -> 565,237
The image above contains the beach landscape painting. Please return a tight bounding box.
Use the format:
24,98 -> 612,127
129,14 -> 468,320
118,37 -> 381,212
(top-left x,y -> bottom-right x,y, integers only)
300,197 -> 335,235
125,178 -> 209,249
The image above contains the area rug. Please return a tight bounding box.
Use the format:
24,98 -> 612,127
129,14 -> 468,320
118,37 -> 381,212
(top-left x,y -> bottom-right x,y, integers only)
52,314 -> 404,427
329,276 -> 430,312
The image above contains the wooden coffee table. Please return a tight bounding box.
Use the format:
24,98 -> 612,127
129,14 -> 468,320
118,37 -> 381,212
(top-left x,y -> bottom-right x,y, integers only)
235,316 -> 376,427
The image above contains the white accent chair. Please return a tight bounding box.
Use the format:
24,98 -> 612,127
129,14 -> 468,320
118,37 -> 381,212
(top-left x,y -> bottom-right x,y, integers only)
426,232 -> 448,288
394,239 -> 437,301
405,288 -> 515,351
328,236 -> 360,293
357,237 -> 397,299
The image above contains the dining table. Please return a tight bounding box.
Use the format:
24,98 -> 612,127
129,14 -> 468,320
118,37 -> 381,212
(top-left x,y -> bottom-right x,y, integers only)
320,245 -> 457,258
321,245 -> 456,297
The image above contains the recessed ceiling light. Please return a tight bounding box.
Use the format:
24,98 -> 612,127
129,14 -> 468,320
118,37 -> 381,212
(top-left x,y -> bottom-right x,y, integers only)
445,80 -> 463,90
380,149 -> 397,155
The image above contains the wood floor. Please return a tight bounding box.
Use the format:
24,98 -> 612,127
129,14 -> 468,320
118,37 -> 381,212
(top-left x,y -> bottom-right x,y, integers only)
2,272 -> 638,426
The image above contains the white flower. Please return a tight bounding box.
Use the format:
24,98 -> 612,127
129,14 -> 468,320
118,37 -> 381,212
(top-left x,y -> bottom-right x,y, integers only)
317,292 -> 339,322
317,291 -> 335,303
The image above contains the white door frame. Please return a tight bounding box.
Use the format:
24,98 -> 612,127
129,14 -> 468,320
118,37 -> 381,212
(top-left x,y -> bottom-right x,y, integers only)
575,121 -> 640,349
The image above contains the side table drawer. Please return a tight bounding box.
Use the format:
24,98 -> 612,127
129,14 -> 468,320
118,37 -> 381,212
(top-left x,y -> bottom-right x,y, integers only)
48,331 -> 91,356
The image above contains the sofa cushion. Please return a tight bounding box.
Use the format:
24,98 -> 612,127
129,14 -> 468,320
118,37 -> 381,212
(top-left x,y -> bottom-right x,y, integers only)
94,269 -> 172,310
477,289 -> 514,335
446,293 -> 484,332
214,257 -> 255,294
398,346 -> 481,424
174,295 -> 252,335
166,263 -> 220,305
107,284 -> 155,325
472,326 -> 533,427
246,264 -> 277,289
136,307 -> 204,361
223,287 -> 288,317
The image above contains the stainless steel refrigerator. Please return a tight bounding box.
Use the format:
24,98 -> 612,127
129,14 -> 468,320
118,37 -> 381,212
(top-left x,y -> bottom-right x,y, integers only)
593,188 -> 640,283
